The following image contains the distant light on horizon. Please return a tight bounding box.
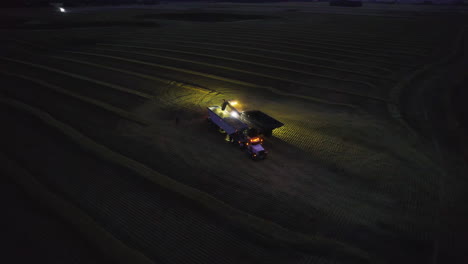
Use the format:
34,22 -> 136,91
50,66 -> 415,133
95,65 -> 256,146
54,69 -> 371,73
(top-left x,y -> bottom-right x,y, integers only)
59,7 -> 66,13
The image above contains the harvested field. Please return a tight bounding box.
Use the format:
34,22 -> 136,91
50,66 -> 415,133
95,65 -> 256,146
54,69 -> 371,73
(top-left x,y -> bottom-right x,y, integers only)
135,12 -> 276,22
1,2 -> 467,264
0,159 -> 111,264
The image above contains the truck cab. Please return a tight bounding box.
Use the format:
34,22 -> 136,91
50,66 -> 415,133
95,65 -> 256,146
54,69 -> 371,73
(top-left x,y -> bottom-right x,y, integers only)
245,137 -> 267,160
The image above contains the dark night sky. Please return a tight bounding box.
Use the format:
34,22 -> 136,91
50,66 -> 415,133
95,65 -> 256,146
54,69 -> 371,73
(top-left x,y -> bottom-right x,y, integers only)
3,0 -> 466,5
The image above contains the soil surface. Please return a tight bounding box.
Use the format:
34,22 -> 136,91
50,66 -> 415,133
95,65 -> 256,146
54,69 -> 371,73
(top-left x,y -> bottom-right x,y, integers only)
1,3 -> 467,264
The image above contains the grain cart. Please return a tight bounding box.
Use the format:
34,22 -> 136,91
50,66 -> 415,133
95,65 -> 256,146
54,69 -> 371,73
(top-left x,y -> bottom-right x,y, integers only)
207,100 -> 283,159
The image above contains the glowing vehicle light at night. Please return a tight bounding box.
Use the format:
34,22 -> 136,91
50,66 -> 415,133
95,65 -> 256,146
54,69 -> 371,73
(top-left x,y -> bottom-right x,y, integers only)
59,7 -> 66,13
250,137 -> 261,143
207,99 -> 283,160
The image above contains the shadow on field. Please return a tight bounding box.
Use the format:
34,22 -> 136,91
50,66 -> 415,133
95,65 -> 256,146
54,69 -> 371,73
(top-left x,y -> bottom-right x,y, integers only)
135,13 -> 277,22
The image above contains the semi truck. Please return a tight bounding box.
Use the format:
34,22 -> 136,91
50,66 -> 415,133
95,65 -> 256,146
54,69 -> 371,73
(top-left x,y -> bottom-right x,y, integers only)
207,100 -> 283,160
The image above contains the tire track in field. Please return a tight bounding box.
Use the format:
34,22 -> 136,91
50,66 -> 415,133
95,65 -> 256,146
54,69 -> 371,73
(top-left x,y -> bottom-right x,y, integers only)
88,47 -> 391,105
234,26 -> 433,49
47,54 -> 212,94
73,177 -> 233,264
48,52 -> 229,109
181,24 -> 428,55
1,42 -> 171,108
156,30 -> 415,59
61,51 -> 360,108
272,119 -> 436,242
198,25 -> 429,50
0,70 -> 150,126
201,26 -> 432,52
114,33 -> 413,67
0,153 -> 155,264
48,55 -> 218,107
98,43 -> 394,81
166,29 -> 428,58
1,59 -> 364,260
222,25 -> 430,47
109,38 -> 394,75
175,119 -> 422,258
0,102 -> 290,264
93,46 -> 377,91
107,33 -> 407,70
7,38 -> 50,51
9,47 -> 214,113
153,117 -> 382,242
45,55 -> 239,113
0,57 -> 155,100
200,28 -> 430,55
68,50 -> 388,105
0,96 -> 370,263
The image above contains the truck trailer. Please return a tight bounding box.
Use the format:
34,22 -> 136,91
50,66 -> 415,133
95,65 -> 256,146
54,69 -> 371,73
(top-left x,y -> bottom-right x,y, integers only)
207,100 -> 283,160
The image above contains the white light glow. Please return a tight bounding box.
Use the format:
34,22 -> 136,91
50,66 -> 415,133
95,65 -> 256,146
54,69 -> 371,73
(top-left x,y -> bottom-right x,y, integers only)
229,101 -> 238,106
59,7 -> 66,13
231,112 -> 239,118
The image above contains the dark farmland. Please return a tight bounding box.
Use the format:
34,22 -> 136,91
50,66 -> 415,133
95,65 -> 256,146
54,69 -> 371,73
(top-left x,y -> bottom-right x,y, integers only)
1,2 -> 467,264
